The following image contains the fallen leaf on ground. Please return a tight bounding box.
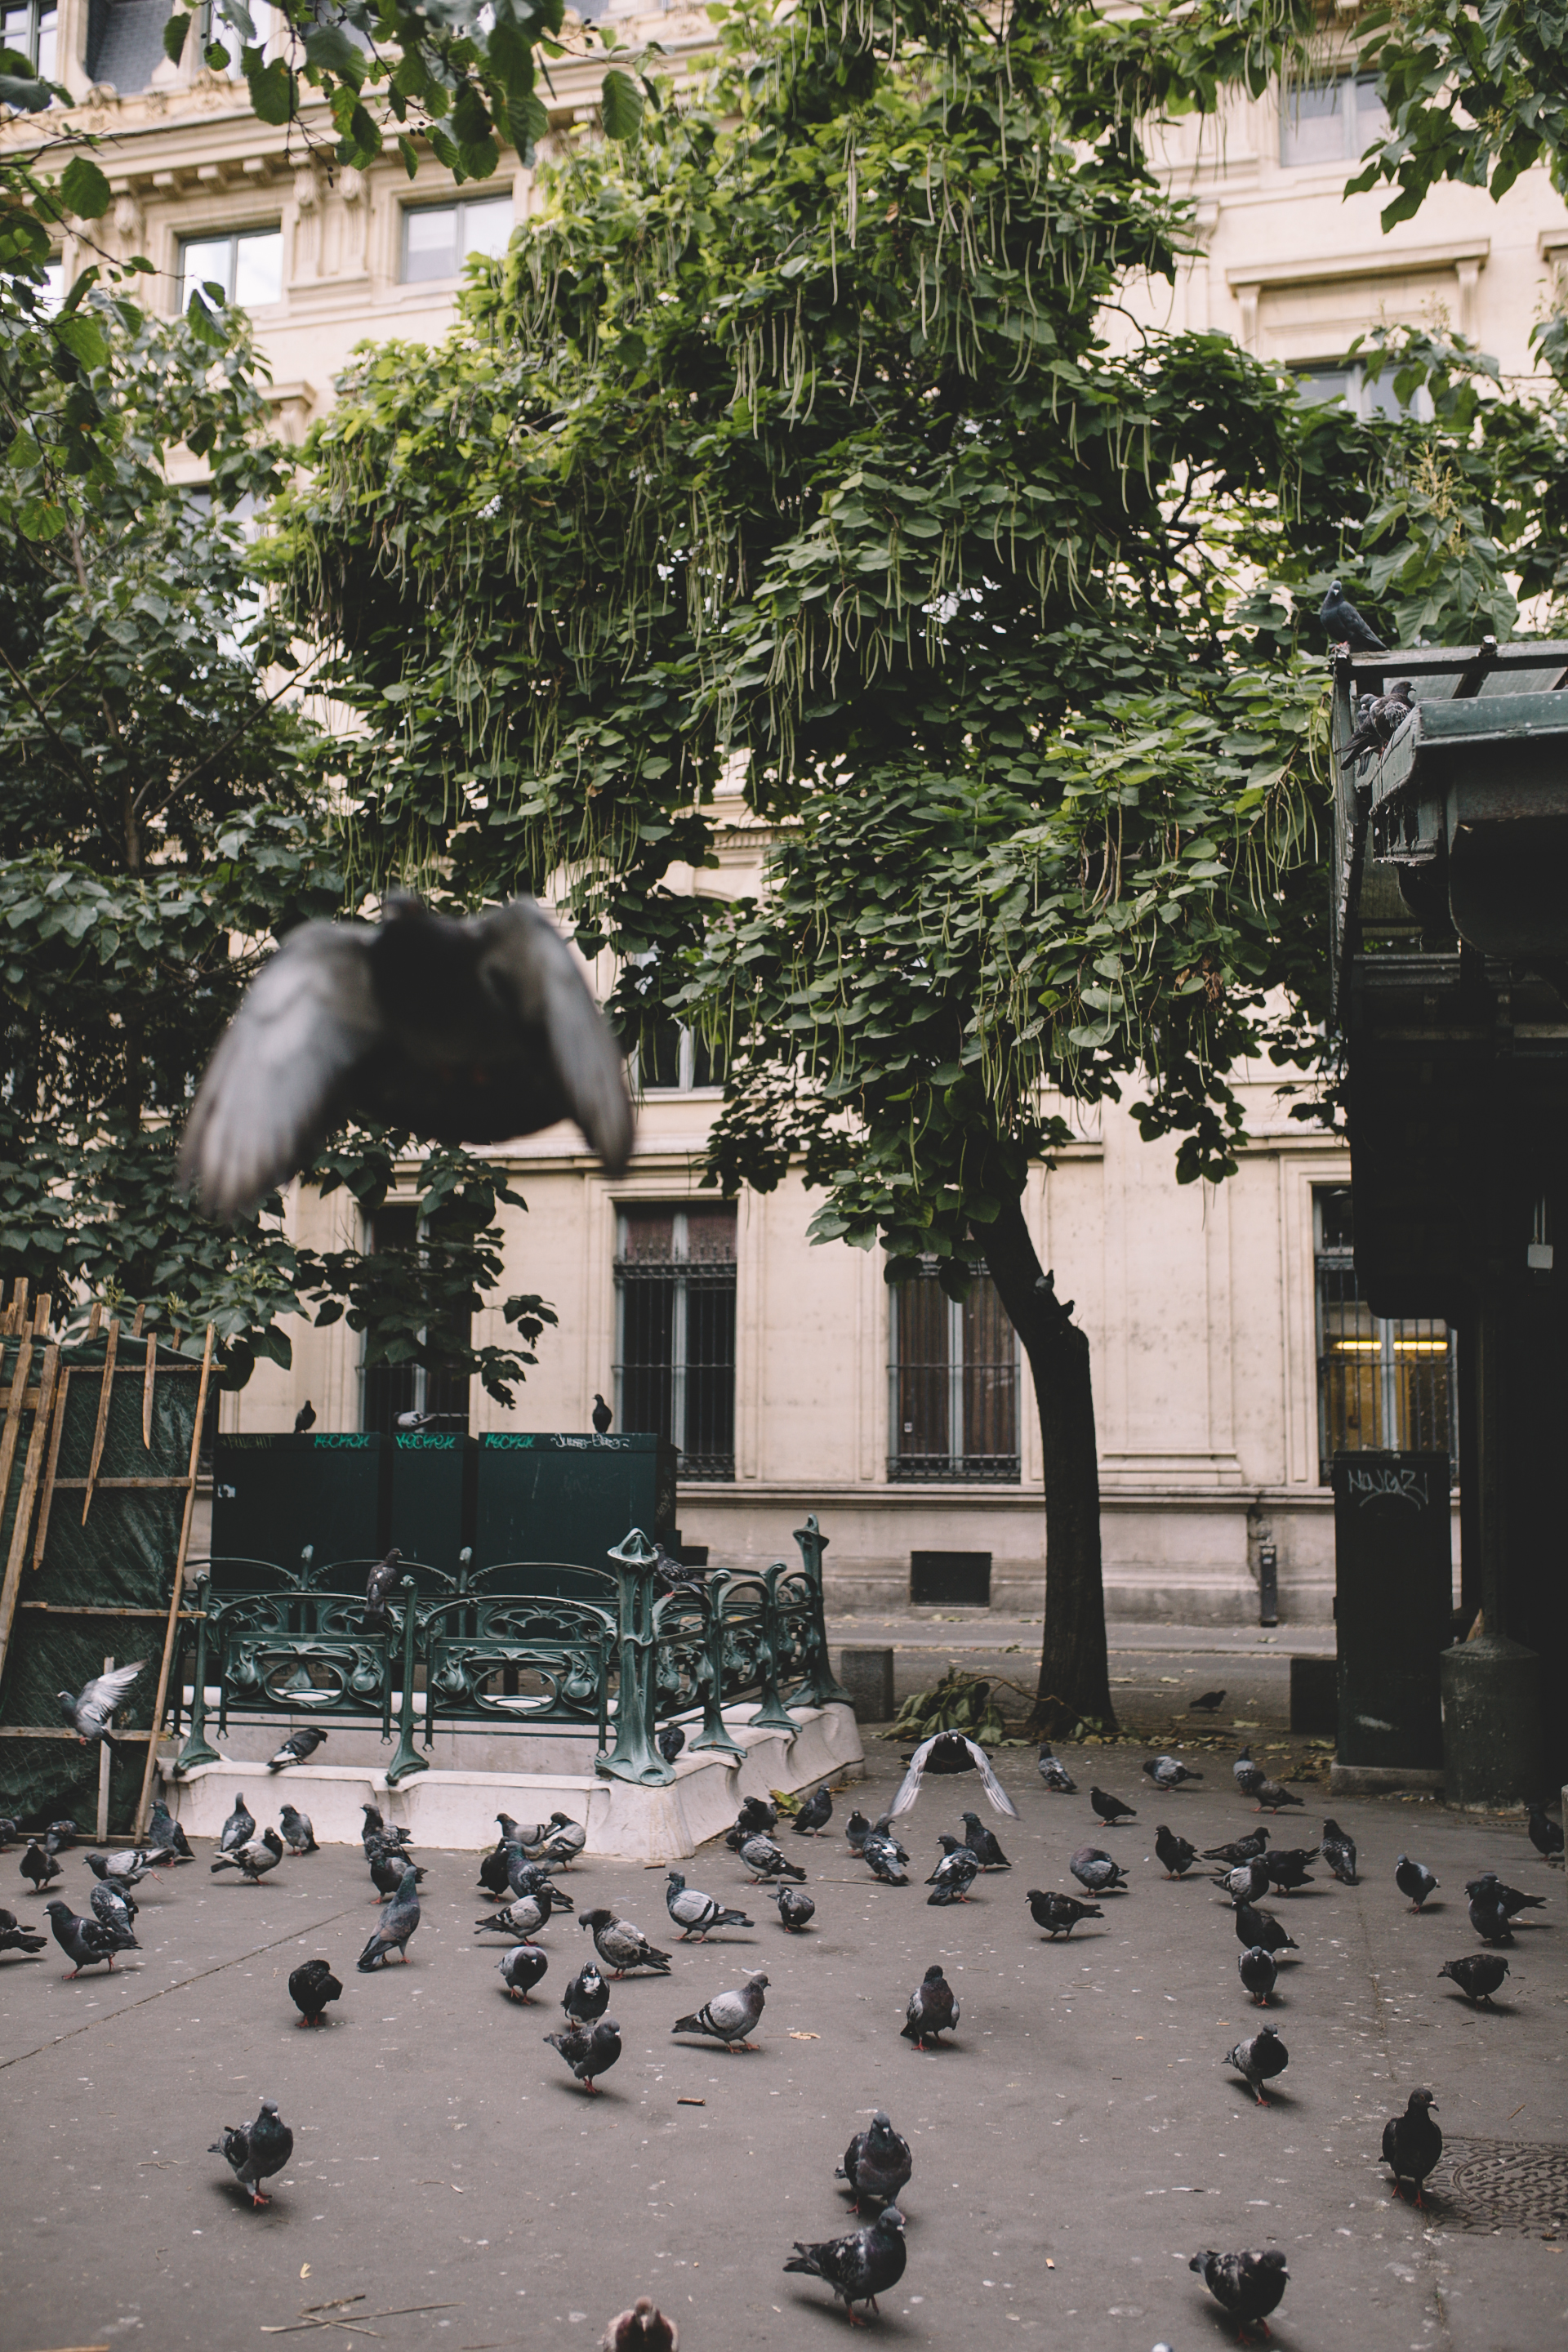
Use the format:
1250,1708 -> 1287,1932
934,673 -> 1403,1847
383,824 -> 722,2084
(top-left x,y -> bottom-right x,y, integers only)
787,2030 -> 821,2040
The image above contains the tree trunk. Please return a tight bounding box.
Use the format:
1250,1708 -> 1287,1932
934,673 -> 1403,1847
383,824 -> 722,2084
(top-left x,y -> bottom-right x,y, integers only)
984,1185 -> 1116,1740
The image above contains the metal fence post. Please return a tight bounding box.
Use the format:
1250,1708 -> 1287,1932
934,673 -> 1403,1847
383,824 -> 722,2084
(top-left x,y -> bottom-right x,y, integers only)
599,1528 -> 675,1785
385,1576 -> 430,1784
752,1566 -> 797,1732
688,1569 -> 746,1761
172,1575 -> 220,1772
791,1513 -> 850,1706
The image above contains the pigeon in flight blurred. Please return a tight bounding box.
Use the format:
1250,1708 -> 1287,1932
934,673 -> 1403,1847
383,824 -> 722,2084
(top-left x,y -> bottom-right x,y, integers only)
1526,1802 -> 1564,1866
293,1399 -> 316,1432
1396,1855 -> 1439,1912
288,1958 -> 342,2026
1320,1820 -> 1357,1885
358,1864 -> 421,1967
1238,1944 -> 1278,2007
1188,1689 -> 1226,1714
1155,1826 -> 1198,1878
20,1841 -> 60,1891
1189,2247 -> 1289,2338
1225,2024 -> 1289,2105
739,1833 -> 807,1885
212,1828 -> 285,1886
219,1793 -> 256,1855
785,2207 -> 906,2323
960,1811 -> 1009,1869
773,1884 -> 815,1931
1233,1900 -> 1298,1958
45,1901 -> 127,1976
672,1969 -> 768,2052
600,2296 -> 677,2351
900,1962 -> 958,2048
793,1787 -> 834,1838
890,1733 -> 1019,1820
0,1907 -> 46,1956
1027,1889 -> 1102,1938
58,1662 -> 145,1744
278,1803 -> 318,1856
1036,1748 -> 1076,1793
579,1909 -> 671,1976
563,1961 -> 609,2022
1070,1846 -> 1128,1895
1143,1756 -> 1202,1791
657,1722 -> 685,1765
1438,1952 -> 1509,2007
836,2111 -> 912,2213
1318,579 -> 1388,652
1382,2087 -> 1441,2205
180,893 -> 635,1220
210,2099 -> 293,2207
664,1871 -> 753,1941
1091,1787 -> 1137,1824
546,2016 -> 623,2091
267,1726 -> 327,1771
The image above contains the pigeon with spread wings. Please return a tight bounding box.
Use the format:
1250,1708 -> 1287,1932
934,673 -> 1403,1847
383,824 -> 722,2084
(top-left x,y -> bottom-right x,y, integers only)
889,1733 -> 1019,1820
180,893 -> 634,1222
58,1662 -> 145,1745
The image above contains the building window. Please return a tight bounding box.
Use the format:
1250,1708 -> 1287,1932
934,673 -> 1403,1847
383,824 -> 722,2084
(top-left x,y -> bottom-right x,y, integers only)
400,197 -> 514,285
202,0 -> 243,76
614,1205 -> 737,1480
180,226 -> 284,311
1315,1186 -> 1456,1482
359,1200 -> 473,1437
1281,74 -> 1389,167
889,1262 -> 1019,1482
2,2 -> 57,75
1294,361 -> 1430,424
635,1018 -> 726,1092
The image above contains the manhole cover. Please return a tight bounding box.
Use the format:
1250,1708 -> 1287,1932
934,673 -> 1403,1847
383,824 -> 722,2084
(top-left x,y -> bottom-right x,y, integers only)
1426,2137 -> 1568,2234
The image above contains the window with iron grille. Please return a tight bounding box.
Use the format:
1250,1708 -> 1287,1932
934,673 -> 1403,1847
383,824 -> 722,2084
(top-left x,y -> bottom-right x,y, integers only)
889,1262 -> 1019,1482
360,1201 -> 473,1437
615,1205 -> 737,1480
1315,1186 -> 1456,1482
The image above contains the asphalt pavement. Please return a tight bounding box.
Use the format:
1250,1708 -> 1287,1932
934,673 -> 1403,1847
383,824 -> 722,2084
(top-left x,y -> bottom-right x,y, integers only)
0,1745 -> 1563,2352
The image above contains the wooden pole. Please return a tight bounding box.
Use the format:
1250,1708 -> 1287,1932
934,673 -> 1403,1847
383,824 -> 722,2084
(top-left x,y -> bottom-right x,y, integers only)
0,1343 -> 60,1683
135,1328 -> 214,1840
0,1336 -> 34,1521
141,1332 -> 157,1451
31,1366 -> 70,1570
81,1317 -> 120,1523
96,1655 -> 114,1842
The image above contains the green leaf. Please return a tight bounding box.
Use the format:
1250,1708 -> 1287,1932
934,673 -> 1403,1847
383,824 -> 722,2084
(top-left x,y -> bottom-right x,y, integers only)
53,311 -> 109,370
244,52 -> 295,126
58,156 -> 113,221
304,24 -> 366,83
0,69 -> 54,111
162,10 -> 191,65
599,67 -> 644,142
397,133 -> 419,180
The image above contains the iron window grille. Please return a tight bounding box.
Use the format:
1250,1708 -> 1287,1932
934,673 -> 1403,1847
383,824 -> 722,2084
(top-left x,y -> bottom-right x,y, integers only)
1314,1185 -> 1456,1483
615,1205 -> 737,1481
889,1261 -> 1020,1482
359,1200 -> 472,1437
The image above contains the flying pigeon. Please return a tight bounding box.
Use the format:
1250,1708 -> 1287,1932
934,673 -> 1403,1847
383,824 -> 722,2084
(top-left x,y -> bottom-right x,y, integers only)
773,1884 -> 815,1931
862,1831 -> 910,1886
219,1793 -> 256,1855
1188,1689 -> 1226,1714
20,1841 -> 60,1891
657,1723 -> 685,1765
1155,1826 -> 1198,1878
1091,1787 -> 1137,1824
0,1907 -> 46,1957
1382,2087 -> 1442,2205
1226,2024 -> 1289,2105
1526,1802 -> 1564,1866
600,2296 -> 677,2352
1026,1889 -> 1102,1938
1238,1944 -> 1278,2007
1189,2248 -> 1289,2339
293,1399 -> 316,1432
1320,1820 -> 1357,1885
476,1886 -> 566,1943
673,1969 -> 768,2052
1204,1829 -> 1270,1867
278,1803 -> 318,1856
180,892 -> 635,1219
792,1787 -> 834,1837
1219,1858 -> 1272,1907
900,1962 -> 958,2048
1234,1901 -> 1298,1958
1463,1873 -> 1545,1919
1069,1846 -> 1128,1895
664,1871 -> 753,1941
1036,1749 -> 1076,1793
371,1847 -> 427,1903
210,2099 -> 293,2207
784,2206 -> 906,2323
212,1828 -> 285,1886
497,1944 -> 549,2002
357,1864 -> 421,1967
889,1732 -> 1019,1820
1317,578 -> 1388,652
836,2110 -> 912,2213
959,1811 -> 1009,1869
145,1797 -> 194,1863
362,1548 -> 403,1631
1340,677 -> 1414,766
738,1833 -> 807,1885
1263,1847 -> 1317,1895
1232,1748 -> 1266,1800
1143,1756 -> 1202,1791
924,1849 -> 978,1906
267,1726 -> 327,1771
563,1962 -> 610,2023
579,1909 -> 672,1977
57,1661 -> 145,1744
591,1392 -> 613,1433
45,1900 -> 126,1976
1395,1855 -> 1438,1912
1438,1953 -> 1509,2007
288,1958 -> 342,2027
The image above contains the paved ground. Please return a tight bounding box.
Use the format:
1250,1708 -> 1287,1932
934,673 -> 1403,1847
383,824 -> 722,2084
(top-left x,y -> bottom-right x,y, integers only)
1,1740 -> 1563,2352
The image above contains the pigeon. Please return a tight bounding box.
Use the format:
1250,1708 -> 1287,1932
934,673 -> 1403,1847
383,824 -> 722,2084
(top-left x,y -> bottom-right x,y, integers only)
478,1836 -> 516,1897
890,1732 -> 1019,1820
664,1871 -> 753,1941
360,1802 -> 411,1855
293,1399 -> 316,1432
785,2206 -> 906,2323
88,1880 -> 139,1944
1143,1755 -> 1202,1790
267,1726 -> 327,1771
362,1548 -> 403,1631
900,1962 -> 958,2048
211,2099 -> 294,2207
836,2110 -> 912,2212
1220,1858 -> 1272,1907
862,1831 -> 910,1886
145,1797 -> 194,1862
1463,1873 -> 1546,1919
1036,1748 -> 1076,1793
1254,1775 -> 1303,1813
180,891 -> 635,1219
844,1810 -> 872,1851
0,1907 -> 46,1956
1226,2023 -> 1289,2105
579,1909 -> 672,1976
20,1840 -> 60,1891
0,1817 -> 17,1849
1438,1953 -> 1509,2007
773,1884 -> 815,1931
219,1793 -> 256,1855
793,1786 -> 834,1838
1263,1847 -> 1317,1895
1090,1786 -> 1137,1824
657,1723 -> 685,1765
959,1811 -> 1009,1869
43,1818 -> 78,1847
1468,1890 -> 1513,1944
536,1812 -> 587,1865
672,1969 -> 770,2053
1238,1944 -> 1278,2006
1396,1855 -> 1438,1912
1320,1820 -> 1357,1885
1189,1689 -> 1227,1714
212,1828 -> 285,1886
1382,2087 -> 1442,2205
1340,678 -> 1414,766
1318,578 -> 1388,652
278,1803 -> 318,1856
288,1958 -> 342,2026
1232,1748 -> 1266,1800
1027,1889 -> 1102,1938
1188,2248 -> 1289,2339
588,1390 -> 614,1434
600,2296 -> 676,2352
1204,1829 -> 1270,1866
1155,1825 -> 1198,1878
506,1852 -> 568,1904
371,1847 -> 427,1902
563,1962 -> 610,2022
1526,1802 -> 1564,1866
925,1848 -> 978,1905
357,1864 -> 421,1967
84,1848 -> 159,1893
478,1887 -> 565,1943
45,1900 -> 127,1976
497,1944 -> 549,2002
733,1795 -> 779,1840
1234,1901 -> 1298,1958
57,1661 -> 145,1744
1069,1845 -> 1128,1895
739,1833 -> 807,1884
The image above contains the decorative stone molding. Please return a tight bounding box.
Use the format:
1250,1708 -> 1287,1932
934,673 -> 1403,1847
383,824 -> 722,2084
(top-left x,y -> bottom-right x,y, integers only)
1227,237 -> 1492,351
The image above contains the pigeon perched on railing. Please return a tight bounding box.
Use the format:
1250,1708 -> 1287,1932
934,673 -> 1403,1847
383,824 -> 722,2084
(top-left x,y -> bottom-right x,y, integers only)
288,1958 -> 342,2026
357,1864 -> 421,1968
1143,1755 -> 1202,1791
890,1733 -> 1019,1820
45,1900 -> 127,1976
664,1872 -> 753,1942
1437,1953 -> 1509,2007
785,2206 -> 906,2323
773,1884 -> 816,1932
563,1961 -> 610,2022
0,1907 -> 46,1957
1396,1855 -> 1439,1912
57,1662 -> 145,1745
591,1393 -> 613,1433
1188,2247 -> 1289,2338
1036,1748 -> 1076,1793
1238,1945 -> 1278,2007
278,1804 -> 318,1856
1026,1889 -> 1102,1938
210,2099 -> 293,2207
267,1726 -> 327,1771
1317,578 -> 1387,652
1320,1820 -> 1357,1885
1155,1827 -> 1198,1879
293,1399 -> 316,1433
835,2110 -> 912,2213
212,1829 -> 285,1886
899,1962 -> 958,2048
672,1968 -> 768,2052
578,1909 -> 671,1976
180,893 -> 635,1220
497,1944 -> 549,2002
1382,2087 -> 1442,2206
1225,2024 -> 1289,2105
362,1549 -> 403,1633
